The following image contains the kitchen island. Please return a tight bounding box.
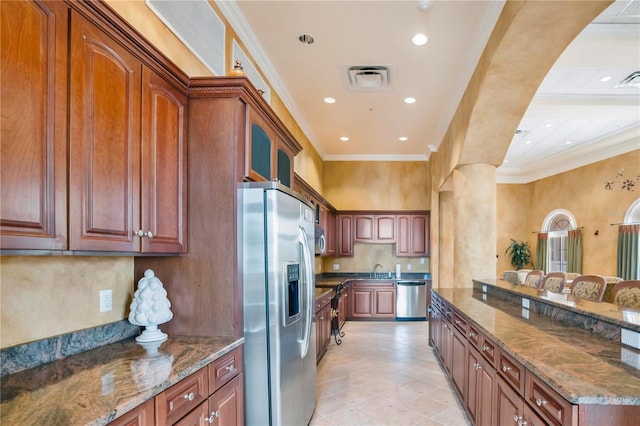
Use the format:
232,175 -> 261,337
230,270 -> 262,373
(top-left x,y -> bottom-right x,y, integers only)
431,279 -> 640,425
1,336 -> 243,425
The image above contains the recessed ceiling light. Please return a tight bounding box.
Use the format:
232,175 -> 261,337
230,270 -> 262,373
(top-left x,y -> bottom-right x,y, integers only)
503,159 -> 509,163
565,141 -> 572,145
545,123 -> 552,128
324,97 -> 336,104
298,34 -> 315,45
412,34 -> 428,46
600,76 -> 612,82
428,145 -> 437,152
525,140 -> 532,144
340,136 -> 349,142
404,97 -> 416,104
399,137 -> 408,142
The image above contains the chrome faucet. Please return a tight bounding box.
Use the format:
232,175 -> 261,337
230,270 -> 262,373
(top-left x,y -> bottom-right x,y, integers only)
372,263 -> 384,279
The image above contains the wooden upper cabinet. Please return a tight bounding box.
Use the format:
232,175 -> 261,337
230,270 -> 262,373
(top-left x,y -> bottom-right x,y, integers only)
245,106 -> 297,188
336,214 -> 354,257
69,11 -> 187,253
140,68 -> 188,253
69,10 -> 142,252
396,214 -> 430,257
0,0 -> 69,250
245,108 -> 275,183
353,215 -> 395,243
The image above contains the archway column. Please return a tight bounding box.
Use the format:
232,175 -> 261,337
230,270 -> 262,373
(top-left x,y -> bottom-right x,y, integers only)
453,164 -> 497,288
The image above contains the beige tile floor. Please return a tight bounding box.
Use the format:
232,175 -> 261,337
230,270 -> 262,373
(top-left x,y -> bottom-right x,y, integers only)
310,321 -> 471,426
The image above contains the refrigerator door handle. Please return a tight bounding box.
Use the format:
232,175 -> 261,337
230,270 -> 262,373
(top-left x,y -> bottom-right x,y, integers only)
298,226 -> 314,358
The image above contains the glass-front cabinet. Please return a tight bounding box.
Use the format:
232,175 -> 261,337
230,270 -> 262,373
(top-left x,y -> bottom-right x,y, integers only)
245,105 -> 299,188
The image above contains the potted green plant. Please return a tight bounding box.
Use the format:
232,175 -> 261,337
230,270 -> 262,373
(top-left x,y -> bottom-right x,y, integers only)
505,239 -> 532,270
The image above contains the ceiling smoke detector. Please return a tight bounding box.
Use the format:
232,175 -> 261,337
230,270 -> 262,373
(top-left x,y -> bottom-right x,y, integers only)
347,66 -> 391,91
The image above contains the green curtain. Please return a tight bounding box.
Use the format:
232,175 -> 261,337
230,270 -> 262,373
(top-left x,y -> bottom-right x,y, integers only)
567,229 -> 583,274
536,232 -> 548,274
617,224 -> 639,280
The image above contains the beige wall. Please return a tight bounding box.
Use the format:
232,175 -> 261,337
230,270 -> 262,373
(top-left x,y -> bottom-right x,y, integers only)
323,161 -> 430,210
1,257 -> 133,348
496,150 -> 639,277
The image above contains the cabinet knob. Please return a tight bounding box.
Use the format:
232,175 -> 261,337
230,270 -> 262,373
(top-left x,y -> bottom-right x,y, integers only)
468,332 -> 476,338
206,410 -> 220,423
535,398 -> 547,407
482,345 -> 490,352
146,231 -> 153,238
514,416 -> 527,426
502,365 -> 511,373
136,230 -> 154,238
136,230 -> 145,237
183,392 -> 195,401
225,364 -> 234,371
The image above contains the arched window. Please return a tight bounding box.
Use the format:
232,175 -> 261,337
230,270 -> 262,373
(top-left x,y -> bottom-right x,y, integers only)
621,198 -> 640,279
542,210 -> 577,273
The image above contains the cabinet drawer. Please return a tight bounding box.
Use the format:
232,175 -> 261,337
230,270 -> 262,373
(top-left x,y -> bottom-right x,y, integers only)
497,349 -> 525,395
208,347 -> 243,394
480,335 -> 497,366
467,323 -> 481,349
155,367 -> 208,425
452,311 -> 468,334
525,371 -> 576,426
173,400 -> 208,426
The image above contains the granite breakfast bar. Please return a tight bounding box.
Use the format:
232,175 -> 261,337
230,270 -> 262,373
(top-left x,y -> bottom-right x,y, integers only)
431,279 -> 640,425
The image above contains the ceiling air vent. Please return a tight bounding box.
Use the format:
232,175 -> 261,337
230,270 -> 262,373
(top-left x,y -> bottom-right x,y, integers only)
347,66 -> 391,91
615,71 -> 640,88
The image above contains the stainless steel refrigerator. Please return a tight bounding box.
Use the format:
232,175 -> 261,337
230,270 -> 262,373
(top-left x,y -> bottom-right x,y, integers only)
239,182 -> 317,426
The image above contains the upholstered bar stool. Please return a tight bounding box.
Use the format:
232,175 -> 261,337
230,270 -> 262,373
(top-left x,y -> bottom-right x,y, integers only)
611,280 -> 640,310
569,275 -> 607,302
541,272 -> 567,293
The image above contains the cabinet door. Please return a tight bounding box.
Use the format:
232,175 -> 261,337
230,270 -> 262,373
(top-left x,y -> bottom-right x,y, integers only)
351,289 -> 373,317
451,327 -> 467,400
1,0 -> 68,250
173,400 -> 208,426
245,108 -> 275,182
69,10 -> 142,251
336,215 -> 354,257
466,346 -> 482,425
276,145 -> 293,188
375,215 -> 395,241
396,215 -> 411,256
496,376 -> 524,426
325,210 -> 336,256
441,321 -> 453,375
207,374 -> 244,426
354,215 -> 374,241
155,367 -> 208,425
140,68 -> 187,253
478,356 -> 497,426
373,289 -> 395,317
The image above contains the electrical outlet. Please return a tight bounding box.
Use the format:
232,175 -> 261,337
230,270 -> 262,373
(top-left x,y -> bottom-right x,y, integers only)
621,347 -> 640,369
522,298 -> 530,309
333,263 -> 340,271
419,258 -> 425,264
521,308 -> 530,319
621,328 -> 640,350
482,285 -> 487,293
100,289 -> 112,312
407,264 -> 412,271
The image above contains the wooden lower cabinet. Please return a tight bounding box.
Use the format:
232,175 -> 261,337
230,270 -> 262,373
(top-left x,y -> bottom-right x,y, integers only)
109,399 -> 154,426
496,376 -> 546,426
316,291 -> 332,362
110,347 -> 244,426
348,281 -> 395,319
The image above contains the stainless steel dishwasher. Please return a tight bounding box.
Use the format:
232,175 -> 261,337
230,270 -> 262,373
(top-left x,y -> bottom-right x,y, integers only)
395,280 -> 427,320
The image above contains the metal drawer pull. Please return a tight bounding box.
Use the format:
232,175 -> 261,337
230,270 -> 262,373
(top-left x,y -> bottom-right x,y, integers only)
225,364 -> 234,371
468,332 -> 476,338
502,365 -> 511,373
535,398 -> 547,406
206,410 -> 221,423
183,392 -> 195,401
482,345 -> 490,351
136,230 -> 154,238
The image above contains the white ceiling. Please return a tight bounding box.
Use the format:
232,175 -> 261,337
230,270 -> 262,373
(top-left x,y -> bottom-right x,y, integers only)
217,0 -> 640,183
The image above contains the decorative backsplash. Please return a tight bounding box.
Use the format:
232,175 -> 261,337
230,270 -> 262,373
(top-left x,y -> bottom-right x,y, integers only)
1,320 -> 139,377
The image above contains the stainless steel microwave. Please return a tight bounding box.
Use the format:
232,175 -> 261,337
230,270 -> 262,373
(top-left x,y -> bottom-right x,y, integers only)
314,226 -> 326,256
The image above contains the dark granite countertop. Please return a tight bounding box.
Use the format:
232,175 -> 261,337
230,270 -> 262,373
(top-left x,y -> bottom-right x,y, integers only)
315,273 -> 431,288
1,335 -> 243,425
434,285 -> 640,405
